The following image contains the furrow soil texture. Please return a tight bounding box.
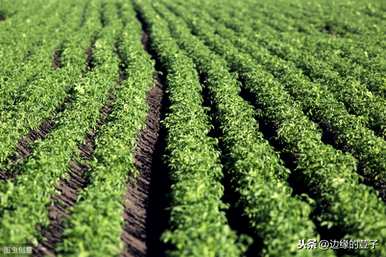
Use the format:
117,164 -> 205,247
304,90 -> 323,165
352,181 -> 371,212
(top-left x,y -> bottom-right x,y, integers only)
0,88 -> 76,181
0,39 -> 96,181
120,23 -> 166,257
121,83 -> 164,257
52,47 -> 63,69
0,0 -> 385,256
32,92 -> 116,256
85,36 -> 98,73
0,120 -> 54,181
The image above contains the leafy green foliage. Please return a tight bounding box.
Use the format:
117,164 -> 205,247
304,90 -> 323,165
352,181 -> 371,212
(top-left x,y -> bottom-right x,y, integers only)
155,4 -> 334,256
57,1 -> 155,256
0,0 -> 91,169
0,0 -> 113,246
134,1 -> 246,256
163,2 -> 386,256
202,9 -> 386,186
0,0 -> 384,256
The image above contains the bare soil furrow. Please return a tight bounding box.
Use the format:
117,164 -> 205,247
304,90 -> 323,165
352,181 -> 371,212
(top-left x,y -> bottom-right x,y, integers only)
85,46 -> 96,72
0,95 -> 72,181
120,14 -> 168,256
32,31 -> 125,255
199,74 -> 263,256
52,47 -> 63,69
0,38 -> 96,182
32,92 -> 115,257
121,82 -> 164,257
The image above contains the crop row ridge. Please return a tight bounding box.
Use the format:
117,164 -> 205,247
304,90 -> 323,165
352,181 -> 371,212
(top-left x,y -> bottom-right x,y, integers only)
32,31 -> 122,255
120,10 -> 169,257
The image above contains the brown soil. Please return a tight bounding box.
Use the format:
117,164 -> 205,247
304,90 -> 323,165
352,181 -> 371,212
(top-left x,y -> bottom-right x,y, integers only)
0,88 -> 78,180
141,28 -> 150,52
0,120 -> 59,181
85,46 -> 95,71
120,80 -> 164,257
32,160 -> 91,257
52,48 -> 63,69
365,177 -> 386,202
32,93 -> 115,257
14,121 -> 55,159
84,35 -> 97,72
0,39 -> 92,181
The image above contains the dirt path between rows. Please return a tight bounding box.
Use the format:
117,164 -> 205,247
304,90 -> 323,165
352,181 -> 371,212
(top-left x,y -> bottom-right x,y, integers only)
121,81 -> 165,257
32,91 -> 115,257
120,10 -> 168,255
0,34 -> 97,182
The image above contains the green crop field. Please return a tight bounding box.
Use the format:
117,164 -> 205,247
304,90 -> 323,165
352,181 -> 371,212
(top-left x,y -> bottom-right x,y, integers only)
0,0 -> 385,256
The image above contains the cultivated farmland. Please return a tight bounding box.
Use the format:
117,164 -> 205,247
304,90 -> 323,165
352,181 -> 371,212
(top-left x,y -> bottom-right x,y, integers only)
0,0 -> 385,256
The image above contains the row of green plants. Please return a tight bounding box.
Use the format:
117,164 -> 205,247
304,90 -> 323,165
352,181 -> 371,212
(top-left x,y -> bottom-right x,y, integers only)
57,1 -> 155,256
247,0 -> 385,37
177,0 -> 386,197
179,0 -> 386,196
0,0 -> 74,111
0,0 -> 85,169
210,0 -> 386,98
258,0 -> 385,96
285,35 -> 385,98
161,2 -> 386,256
0,0 -> 114,247
0,0 -> 63,78
238,0 -> 386,50
243,28 -> 384,138
261,40 -> 386,137
188,0 -> 386,139
0,0 -> 384,255
134,1 -> 246,256
155,3 -> 334,256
